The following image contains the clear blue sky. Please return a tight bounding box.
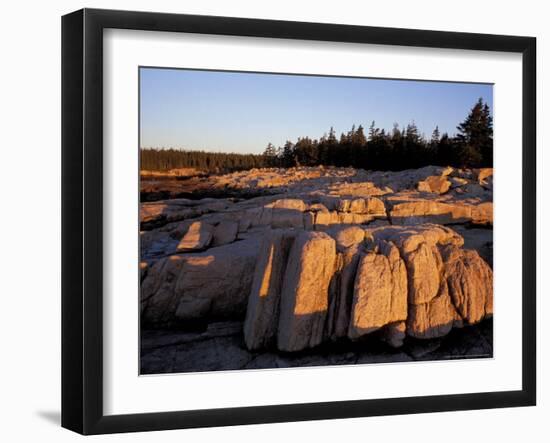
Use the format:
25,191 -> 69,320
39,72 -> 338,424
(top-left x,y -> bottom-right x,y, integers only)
140,67 -> 493,154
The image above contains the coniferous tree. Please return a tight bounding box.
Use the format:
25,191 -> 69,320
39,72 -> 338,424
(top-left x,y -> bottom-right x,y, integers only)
433,133 -> 455,166
401,122 -> 424,168
455,98 -> 493,167
368,120 -> 380,140
281,140 -> 295,167
263,143 -> 277,157
431,126 -> 441,144
368,124 -> 392,170
262,143 -> 279,167
405,121 -> 421,144
328,126 -> 337,143
427,126 -> 441,164
353,125 -> 367,145
347,124 -> 366,166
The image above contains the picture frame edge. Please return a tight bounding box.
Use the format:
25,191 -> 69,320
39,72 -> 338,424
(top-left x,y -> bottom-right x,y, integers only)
61,8 -> 537,435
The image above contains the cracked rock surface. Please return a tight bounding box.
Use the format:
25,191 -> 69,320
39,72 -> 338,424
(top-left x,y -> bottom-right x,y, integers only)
140,166 -> 493,373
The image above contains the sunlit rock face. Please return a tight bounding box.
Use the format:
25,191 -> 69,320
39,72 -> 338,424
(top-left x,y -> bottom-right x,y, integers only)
441,246 -> 493,323
141,237 -> 260,327
417,175 -> 452,194
348,241 -> 408,339
277,231 -> 337,352
243,229 -> 297,351
236,224 -> 492,351
176,221 -> 214,251
140,166 -> 493,354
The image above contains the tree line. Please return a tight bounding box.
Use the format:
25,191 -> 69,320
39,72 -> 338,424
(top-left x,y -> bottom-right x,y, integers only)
140,148 -> 267,172
141,98 -> 492,172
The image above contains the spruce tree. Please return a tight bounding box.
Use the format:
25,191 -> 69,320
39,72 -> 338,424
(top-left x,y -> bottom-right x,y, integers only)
368,120 -> 380,140
456,98 -> 493,167
431,126 -> 441,144
282,140 -> 295,167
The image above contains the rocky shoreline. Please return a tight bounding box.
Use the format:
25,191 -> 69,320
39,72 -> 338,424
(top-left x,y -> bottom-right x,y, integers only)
140,165 -> 493,373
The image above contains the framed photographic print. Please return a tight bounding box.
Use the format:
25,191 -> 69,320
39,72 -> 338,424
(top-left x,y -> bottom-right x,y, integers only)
61,8 -> 536,435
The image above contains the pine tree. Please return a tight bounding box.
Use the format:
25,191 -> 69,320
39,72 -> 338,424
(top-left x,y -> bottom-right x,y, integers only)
431,126 -> 441,144
328,126 -> 337,144
282,140 -> 295,167
368,120 -> 380,140
405,121 -> 420,143
456,98 -> 493,167
354,125 -> 367,145
434,133 -> 454,166
263,143 -> 277,158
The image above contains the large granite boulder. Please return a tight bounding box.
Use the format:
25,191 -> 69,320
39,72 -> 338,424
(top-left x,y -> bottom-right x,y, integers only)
348,241 -> 408,339
363,224 -> 491,340
277,231 -> 337,352
365,224 -> 464,253
244,230 -> 297,350
239,223 -> 492,351
404,241 -> 444,305
141,237 -> 260,326
326,225 -> 365,251
442,245 -> 493,323
406,283 -> 460,339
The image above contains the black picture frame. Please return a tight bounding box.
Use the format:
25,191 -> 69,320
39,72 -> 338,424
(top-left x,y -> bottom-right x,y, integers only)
62,8 -> 537,435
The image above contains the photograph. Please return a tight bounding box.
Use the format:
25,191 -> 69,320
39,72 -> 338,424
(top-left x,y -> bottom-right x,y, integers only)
139,68 -> 494,374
